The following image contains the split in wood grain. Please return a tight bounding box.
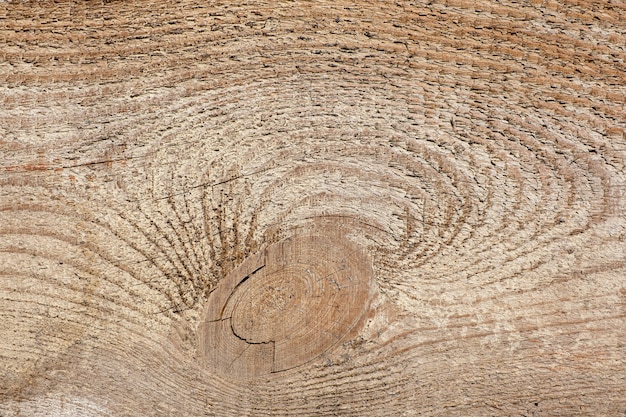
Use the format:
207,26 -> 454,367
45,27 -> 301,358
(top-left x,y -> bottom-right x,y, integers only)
199,233 -> 372,378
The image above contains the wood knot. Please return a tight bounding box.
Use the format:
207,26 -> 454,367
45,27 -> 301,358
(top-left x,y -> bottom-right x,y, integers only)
198,234 -> 373,378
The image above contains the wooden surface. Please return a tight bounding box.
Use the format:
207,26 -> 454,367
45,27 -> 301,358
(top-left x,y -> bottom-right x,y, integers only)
1,1 -> 625,415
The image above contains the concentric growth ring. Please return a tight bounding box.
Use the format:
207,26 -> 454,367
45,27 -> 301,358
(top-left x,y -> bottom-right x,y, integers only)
198,234 -> 373,378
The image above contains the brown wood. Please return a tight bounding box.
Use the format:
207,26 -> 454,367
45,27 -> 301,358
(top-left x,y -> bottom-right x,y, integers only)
199,231 -> 373,378
1,1 -> 625,415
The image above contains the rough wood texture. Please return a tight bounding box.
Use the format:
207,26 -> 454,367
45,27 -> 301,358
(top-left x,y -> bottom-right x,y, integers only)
200,231 -> 373,378
1,0 -> 625,416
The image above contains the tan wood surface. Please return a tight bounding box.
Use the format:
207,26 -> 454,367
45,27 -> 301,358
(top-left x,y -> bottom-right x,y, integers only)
1,1 -> 625,415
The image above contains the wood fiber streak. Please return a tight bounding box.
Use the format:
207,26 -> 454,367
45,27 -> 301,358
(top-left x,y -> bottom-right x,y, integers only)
0,0 -> 625,416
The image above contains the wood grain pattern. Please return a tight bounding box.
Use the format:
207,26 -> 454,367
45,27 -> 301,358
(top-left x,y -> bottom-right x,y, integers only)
200,232 -> 373,378
1,0 -> 625,416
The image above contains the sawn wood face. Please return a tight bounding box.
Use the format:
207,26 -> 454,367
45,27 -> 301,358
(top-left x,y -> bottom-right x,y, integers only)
0,1 -> 625,416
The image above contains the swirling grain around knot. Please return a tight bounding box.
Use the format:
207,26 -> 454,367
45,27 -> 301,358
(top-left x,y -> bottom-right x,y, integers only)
1,0 -> 626,415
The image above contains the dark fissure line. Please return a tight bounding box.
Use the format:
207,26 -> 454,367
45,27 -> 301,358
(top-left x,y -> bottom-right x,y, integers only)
148,165 -> 280,201
217,264 -> 265,320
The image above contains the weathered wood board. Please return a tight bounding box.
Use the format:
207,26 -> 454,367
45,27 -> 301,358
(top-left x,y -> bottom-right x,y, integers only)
1,1 -> 625,415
